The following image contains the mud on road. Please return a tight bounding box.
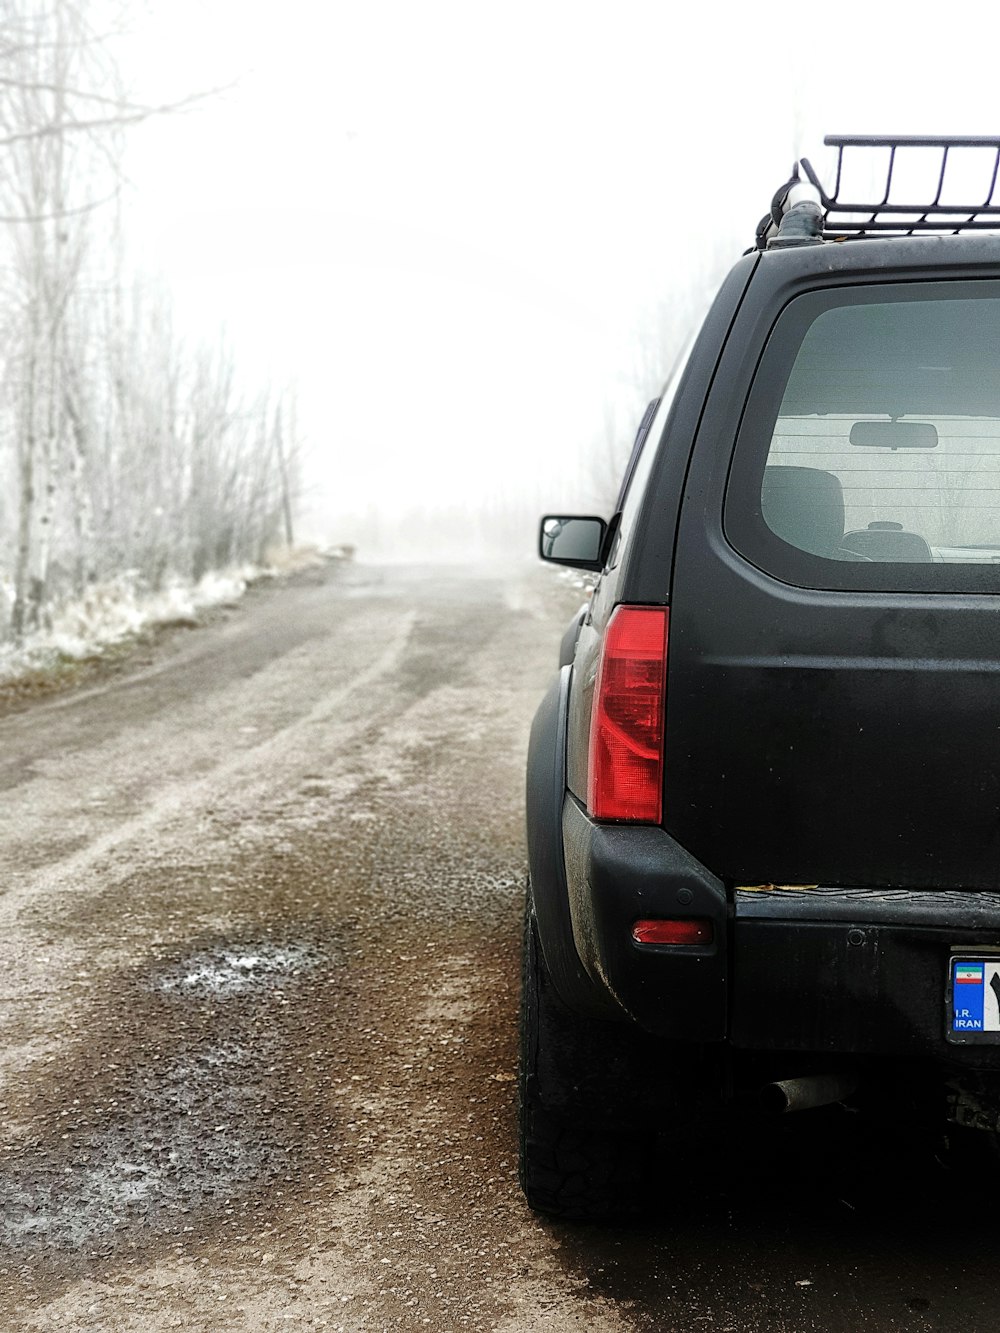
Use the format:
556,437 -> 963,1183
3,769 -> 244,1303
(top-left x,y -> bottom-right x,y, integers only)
0,563 -> 997,1332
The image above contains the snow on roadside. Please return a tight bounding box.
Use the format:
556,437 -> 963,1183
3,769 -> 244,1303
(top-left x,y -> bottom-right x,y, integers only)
555,567 -> 597,594
0,547 -> 342,685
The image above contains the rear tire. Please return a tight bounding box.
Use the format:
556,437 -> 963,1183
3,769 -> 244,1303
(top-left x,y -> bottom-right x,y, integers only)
518,895 -> 664,1222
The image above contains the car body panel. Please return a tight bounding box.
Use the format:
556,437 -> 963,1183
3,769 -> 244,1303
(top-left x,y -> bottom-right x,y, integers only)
664,246 -> 1000,890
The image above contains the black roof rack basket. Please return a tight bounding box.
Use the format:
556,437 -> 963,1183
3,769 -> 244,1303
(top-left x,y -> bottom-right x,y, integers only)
799,135 -> 1000,240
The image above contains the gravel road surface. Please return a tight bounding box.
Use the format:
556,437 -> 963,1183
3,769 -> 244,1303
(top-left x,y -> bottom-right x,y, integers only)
0,561 -> 994,1332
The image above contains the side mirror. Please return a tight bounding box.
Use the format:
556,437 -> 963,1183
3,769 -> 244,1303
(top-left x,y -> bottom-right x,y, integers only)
539,515 -> 607,571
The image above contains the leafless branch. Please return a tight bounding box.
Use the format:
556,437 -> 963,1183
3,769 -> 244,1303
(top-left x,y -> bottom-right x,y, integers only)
0,86 -> 231,148
0,183 -> 120,222
0,76 -> 170,110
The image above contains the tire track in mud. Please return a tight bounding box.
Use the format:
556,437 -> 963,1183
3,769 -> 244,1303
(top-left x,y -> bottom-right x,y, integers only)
0,591 -> 420,1099
0,609 -> 418,914
0,566 -> 622,1330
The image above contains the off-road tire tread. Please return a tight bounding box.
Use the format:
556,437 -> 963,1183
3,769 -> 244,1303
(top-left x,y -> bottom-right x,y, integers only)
518,893 -> 656,1222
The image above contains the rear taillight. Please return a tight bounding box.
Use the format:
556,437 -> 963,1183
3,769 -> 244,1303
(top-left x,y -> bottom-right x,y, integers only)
587,605 -> 668,823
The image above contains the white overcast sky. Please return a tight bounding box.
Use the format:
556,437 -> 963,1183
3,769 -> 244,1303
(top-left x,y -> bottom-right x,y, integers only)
121,1 -> 1000,543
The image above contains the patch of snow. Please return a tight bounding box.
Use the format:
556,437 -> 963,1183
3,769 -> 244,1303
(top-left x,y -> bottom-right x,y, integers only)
0,541 -> 357,687
0,551 -> 332,685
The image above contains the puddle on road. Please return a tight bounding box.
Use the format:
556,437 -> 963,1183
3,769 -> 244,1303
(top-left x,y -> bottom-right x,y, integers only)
152,940 -> 320,996
0,931 -> 346,1263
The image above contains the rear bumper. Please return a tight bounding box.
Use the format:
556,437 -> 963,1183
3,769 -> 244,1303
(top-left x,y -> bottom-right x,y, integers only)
562,795 -> 1000,1067
733,885 -> 1000,1066
562,795 -> 729,1041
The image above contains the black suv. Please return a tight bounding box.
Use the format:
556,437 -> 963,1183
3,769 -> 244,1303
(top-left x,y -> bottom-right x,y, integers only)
521,135 -> 1000,1221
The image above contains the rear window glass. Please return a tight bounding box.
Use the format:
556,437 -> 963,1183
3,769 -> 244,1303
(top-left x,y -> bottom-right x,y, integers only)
725,282 -> 1000,593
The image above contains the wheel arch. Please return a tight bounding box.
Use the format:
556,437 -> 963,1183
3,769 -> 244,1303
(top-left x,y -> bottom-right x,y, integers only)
525,666 -> 619,1017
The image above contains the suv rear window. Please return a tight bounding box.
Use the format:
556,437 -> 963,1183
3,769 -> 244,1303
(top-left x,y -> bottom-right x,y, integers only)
725,281 -> 1000,593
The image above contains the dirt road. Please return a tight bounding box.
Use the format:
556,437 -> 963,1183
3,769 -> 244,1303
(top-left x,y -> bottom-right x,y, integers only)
0,562 -> 994,1332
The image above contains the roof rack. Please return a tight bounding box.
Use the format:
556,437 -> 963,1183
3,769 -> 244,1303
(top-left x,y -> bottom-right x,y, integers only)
757,135 -> 1000,249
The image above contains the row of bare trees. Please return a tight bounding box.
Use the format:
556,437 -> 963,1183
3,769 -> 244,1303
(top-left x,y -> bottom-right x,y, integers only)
585,257 -> 732,514
0,0 -> 298,641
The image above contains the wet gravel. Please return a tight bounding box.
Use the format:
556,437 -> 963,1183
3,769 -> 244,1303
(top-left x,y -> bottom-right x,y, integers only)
1,927 -> 342,1258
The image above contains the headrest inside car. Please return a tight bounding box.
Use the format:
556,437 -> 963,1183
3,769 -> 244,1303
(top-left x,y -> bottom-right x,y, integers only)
761,466 -> 845,558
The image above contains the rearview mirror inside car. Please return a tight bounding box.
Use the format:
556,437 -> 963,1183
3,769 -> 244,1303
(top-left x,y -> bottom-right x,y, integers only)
539,515 -> 607,571
849,420 -> 939,449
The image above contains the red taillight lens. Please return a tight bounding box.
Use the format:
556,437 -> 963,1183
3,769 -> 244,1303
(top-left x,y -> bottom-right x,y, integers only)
587,605 -> 668,823
631,918 -> 713,946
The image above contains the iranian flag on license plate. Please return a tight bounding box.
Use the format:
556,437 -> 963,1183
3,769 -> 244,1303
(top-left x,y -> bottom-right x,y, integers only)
952,960 -> 1000,1033
956,964 -> 984,984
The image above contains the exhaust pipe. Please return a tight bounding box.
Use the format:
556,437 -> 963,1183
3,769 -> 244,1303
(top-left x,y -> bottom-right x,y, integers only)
759,1072 -> 858,1115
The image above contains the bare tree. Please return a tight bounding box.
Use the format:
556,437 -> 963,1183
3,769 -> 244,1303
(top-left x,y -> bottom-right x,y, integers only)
0,1 -> 299,642
585,246 -> 733,514
0,0 -> 123,633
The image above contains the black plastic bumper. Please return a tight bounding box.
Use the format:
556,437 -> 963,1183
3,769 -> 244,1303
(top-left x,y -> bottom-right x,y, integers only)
733,885 -> 1000,1067
562,795 -> 728,1040
562,796 -> 1000,1066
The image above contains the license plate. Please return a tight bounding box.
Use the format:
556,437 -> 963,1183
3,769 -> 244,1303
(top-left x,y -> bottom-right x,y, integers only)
950,957 -> 1000,1041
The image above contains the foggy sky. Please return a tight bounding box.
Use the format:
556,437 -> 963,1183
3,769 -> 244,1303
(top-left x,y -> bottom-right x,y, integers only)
122,2 -> 1000,548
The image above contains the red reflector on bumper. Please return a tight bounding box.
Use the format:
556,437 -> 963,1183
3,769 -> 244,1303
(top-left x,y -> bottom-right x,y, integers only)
631,918 -> 713,946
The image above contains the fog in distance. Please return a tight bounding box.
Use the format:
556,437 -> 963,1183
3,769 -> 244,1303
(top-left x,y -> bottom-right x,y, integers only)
124,4 -> 1000,561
